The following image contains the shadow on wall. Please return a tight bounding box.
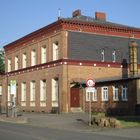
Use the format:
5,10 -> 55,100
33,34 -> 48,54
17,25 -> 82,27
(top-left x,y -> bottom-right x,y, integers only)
122,59 -> 128,78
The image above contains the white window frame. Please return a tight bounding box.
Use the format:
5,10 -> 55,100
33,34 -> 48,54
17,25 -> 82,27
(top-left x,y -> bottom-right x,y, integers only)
30,81 -> 36,101
21,82 -> 26,102
15,56 -> 19,70
53,42 -> 59,61
0,85 -> 2,95
92,88 -> 97,101
113,85 -> 119,101
8,59 -> 12,72
22,53 -> 27,68
102,87 -> 108,101
40,80 -> 46,101
101,49 -> 105,62
31,49 -> 36,66
122,84 -> 128,101
41,46 -> 47,64
86,92 -> 90,101
112,50 -> 116,63
8,85 -> 11,102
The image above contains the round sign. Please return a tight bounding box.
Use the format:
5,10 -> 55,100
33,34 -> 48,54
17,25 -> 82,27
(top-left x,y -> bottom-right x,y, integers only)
86,79 -> 95,87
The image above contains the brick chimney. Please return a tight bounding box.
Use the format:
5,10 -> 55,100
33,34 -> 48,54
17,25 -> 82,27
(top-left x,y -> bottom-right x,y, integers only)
72,9 -> 81,18
95,12 -> 106,21
129,41 -> 138,77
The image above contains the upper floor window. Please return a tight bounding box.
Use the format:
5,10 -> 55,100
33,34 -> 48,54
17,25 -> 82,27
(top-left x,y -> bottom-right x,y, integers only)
122,84 -> 128,101
8,59 -> 12,72
15,56 -> 19,70
53,42 -> 59,61
101,49 -> 105,62
31,49 -> 36,66
112,50 -> 116,62
113,85 -> 119,101
102,87 -> 108,101
41,45 -> 47,64
22,53 -> 27,68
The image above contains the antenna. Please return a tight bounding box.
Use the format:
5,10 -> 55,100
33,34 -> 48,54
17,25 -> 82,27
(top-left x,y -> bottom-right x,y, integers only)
58,8 -> 61,20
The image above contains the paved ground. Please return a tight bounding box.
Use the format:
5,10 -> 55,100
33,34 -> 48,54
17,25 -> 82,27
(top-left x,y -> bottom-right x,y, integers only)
0,112 -> 140,139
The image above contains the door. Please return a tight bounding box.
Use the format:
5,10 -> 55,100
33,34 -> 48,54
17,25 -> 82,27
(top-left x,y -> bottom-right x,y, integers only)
70,88 -> 80,107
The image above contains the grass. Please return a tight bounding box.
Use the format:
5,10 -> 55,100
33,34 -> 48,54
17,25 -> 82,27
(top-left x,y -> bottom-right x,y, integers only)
116,116 -> 140,128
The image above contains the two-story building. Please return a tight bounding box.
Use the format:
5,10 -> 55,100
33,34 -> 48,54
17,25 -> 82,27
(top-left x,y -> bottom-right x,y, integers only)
1,10 -> 140,115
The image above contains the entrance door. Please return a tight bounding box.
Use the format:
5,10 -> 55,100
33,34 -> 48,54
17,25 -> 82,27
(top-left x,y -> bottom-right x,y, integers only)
70,88 -> 80,107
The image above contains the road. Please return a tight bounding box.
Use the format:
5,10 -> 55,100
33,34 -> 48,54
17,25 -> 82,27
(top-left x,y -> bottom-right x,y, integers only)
0,121 -> 139,140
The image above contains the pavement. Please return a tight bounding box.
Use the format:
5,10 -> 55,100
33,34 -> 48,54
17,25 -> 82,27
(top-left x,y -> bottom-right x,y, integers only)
23,112 -> 98,132
0,112 -> 140,139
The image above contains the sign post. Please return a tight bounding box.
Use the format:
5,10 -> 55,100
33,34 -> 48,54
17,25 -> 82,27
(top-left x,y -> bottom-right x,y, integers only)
86,79 -> 95,126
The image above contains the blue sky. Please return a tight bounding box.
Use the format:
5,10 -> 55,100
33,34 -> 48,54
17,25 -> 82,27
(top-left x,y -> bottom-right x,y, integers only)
0,0 -> 140,48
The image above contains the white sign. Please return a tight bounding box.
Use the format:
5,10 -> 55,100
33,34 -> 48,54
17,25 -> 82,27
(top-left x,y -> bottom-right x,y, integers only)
10,80 -> 16,95
86,79 -> 95,87
85,87 -> 95,93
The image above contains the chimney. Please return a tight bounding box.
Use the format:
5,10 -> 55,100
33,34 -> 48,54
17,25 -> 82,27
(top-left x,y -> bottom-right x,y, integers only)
129,41 -> 138,77
72,9 -> 81,18
95,12 -> 106,21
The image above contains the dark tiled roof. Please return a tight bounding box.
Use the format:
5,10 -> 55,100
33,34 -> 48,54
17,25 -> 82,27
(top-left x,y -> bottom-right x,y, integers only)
62,15 -> 140,30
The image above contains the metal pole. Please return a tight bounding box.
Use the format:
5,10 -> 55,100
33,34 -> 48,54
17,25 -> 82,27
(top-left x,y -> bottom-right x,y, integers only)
6,74 -> 8,117
89,92 -> 91,126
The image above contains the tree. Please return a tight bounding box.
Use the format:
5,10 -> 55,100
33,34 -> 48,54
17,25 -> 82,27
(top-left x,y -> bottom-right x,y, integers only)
0,49 -> 5,73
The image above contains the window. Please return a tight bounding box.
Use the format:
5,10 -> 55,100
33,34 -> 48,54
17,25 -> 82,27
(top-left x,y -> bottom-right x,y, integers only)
86,92 -> 90,101
21,82 -> 26,101
15,56 -> 19,70
0,85 -> 2,95
122,84 -> 128,101
8,85 -> 10,101
22,53 -> 27,68
101,49 -> 105,62
102,87 -> 108,101
53,42 -> 59,61
40,80 -> 46,101
112,50 -> 116,62
92,88 -> 97,101
31,49 -> 36,66
52,78 -> 59,107
30,81 -> 36,101
8,59 -> 11,72
113,85 -> 119,101
41,46 -> 47,63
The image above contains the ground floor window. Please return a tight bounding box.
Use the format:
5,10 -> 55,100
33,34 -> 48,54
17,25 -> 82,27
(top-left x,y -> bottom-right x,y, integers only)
102,87 -> 108,101
86,92 -> 90,101
122,84 -> 128,101
21,82 -> 26,106
0,85 -> 2,95
92,88 -> 97,101
52,78 -> 59,107
30,81 -> 36,106
113,85 -> 119,101
40,80 -> 46,101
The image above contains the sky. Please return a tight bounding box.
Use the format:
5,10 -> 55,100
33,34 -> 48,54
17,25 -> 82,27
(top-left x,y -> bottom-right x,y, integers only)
0,0 -> 140,48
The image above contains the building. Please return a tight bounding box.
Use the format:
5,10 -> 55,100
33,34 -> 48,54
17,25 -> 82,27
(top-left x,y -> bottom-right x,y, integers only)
1,10 -> 140,115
